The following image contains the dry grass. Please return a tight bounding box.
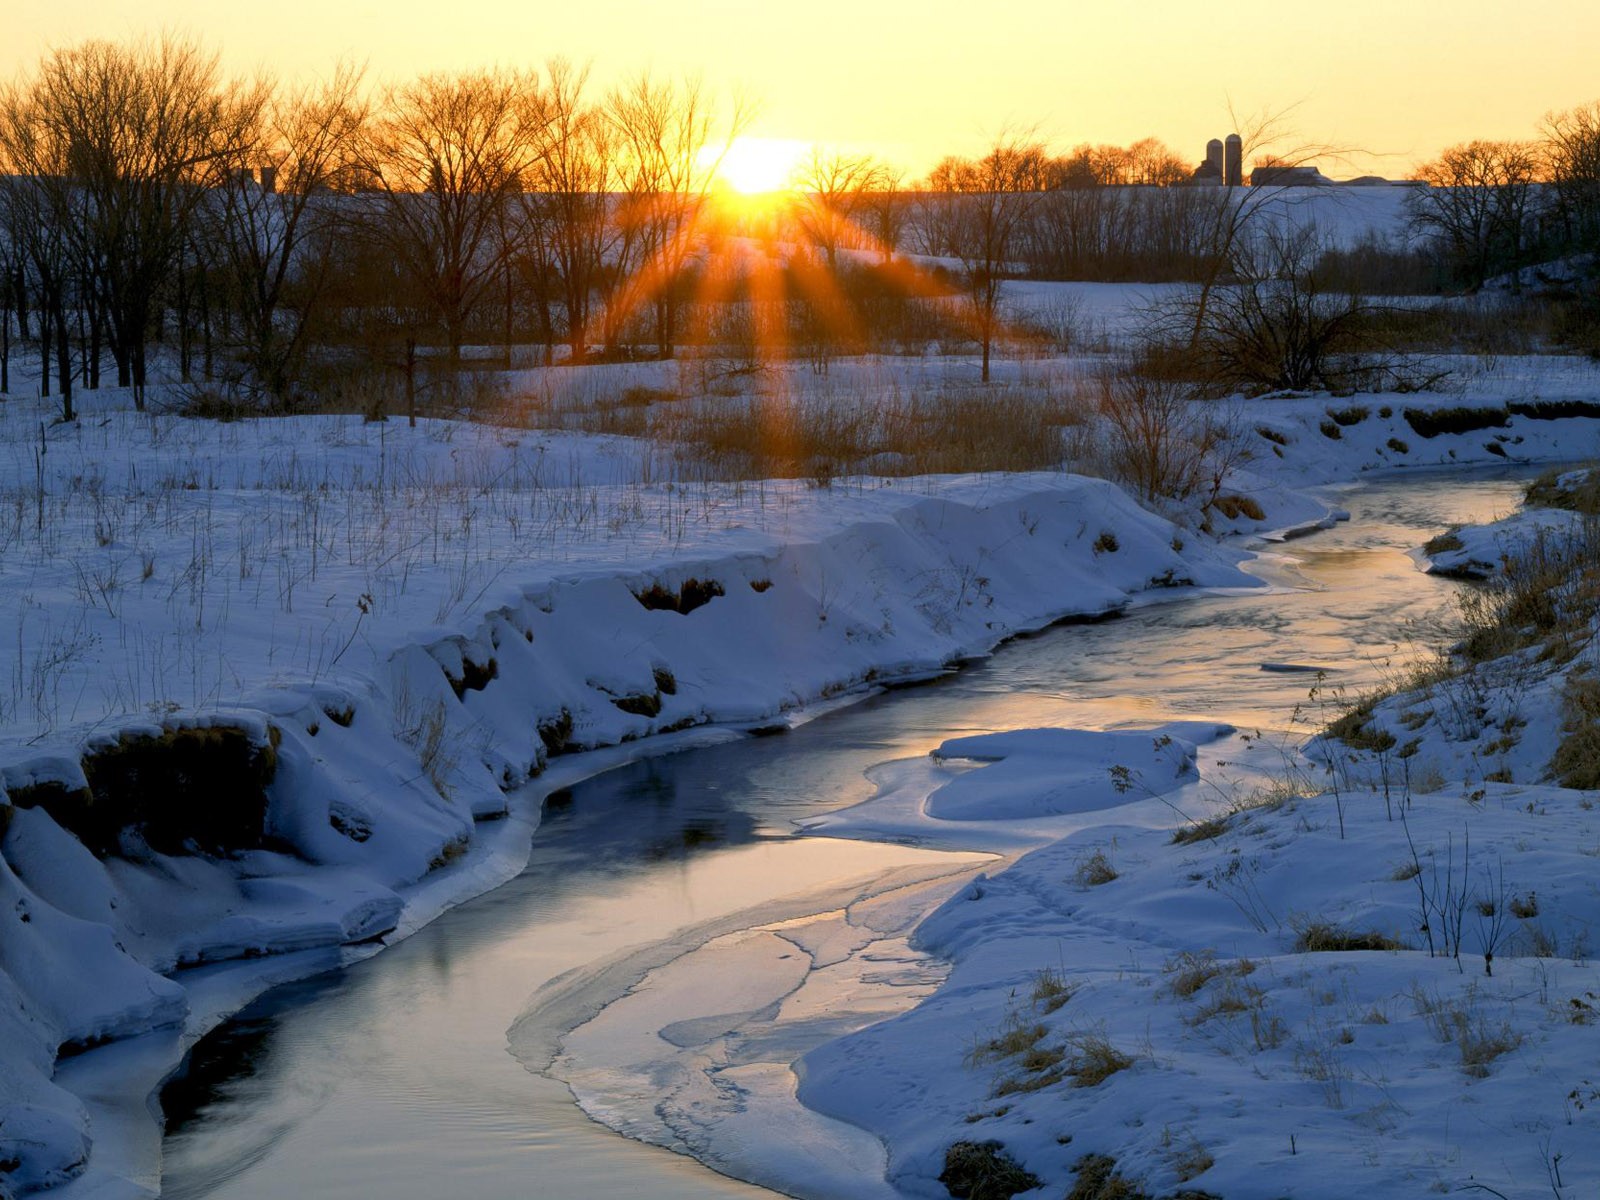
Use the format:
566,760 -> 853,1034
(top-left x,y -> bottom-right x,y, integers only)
1411,984 -> 1524,1077
1525,464 -> 1600,516
1073,848 -> 1119,887
939,1140 -> 1042,1200
522,379 -> 1088,483
1171,814 -> 1231,845
1292,921 -> 1406,953
1554,668 -> 1600,790
1063,1032 -> 1136,1088
1164,949 -> 1255,999
1030,967 -> 1079,1013
965,1014 -> 1048,1067
1066,1154 -> 1151,1200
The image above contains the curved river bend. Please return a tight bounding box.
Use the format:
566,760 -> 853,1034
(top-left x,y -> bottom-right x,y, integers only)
155,469 -> 1533,1199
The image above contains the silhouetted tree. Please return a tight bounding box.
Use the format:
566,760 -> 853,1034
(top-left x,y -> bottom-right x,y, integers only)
923,134 -> 1048,381
1407,139 -> 1543,289
213,64 -> 366,401
792,149 -> 889,271
9,36 -> 264,409
358,68 -> 545,365
523,60 -> 610,361
606,72 -> 748,357
1543,102 -> 1600,257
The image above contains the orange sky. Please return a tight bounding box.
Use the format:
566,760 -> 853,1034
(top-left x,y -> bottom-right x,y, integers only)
8,0 -> 1599,178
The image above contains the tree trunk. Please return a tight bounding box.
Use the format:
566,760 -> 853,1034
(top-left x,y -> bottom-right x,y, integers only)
132,343 -> 146,412
177,266 -> 192,382
89,301 -> 102,389
53,303 -> 73,421
39,311 -> 51,399
405,335 -> 418,428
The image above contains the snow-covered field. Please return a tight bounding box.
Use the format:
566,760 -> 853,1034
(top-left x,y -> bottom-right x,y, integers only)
1,341 -> 1598,1197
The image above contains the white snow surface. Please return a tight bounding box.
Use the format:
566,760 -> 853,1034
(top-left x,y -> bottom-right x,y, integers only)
0,353 -> 1597,1197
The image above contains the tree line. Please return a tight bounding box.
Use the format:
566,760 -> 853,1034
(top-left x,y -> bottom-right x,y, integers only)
2,35 -> 1598,415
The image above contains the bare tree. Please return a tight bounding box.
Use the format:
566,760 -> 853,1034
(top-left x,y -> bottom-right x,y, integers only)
923,133 -> 1048,381
792,149 -> 888,271
606,72 -> 749,357
865,164 -> 908,265
213,64 -> 366,401
1407,139 -> 1543,290
359,68 -> 546,366
522,60 -> 610,362
9,36 -> 265,409
0,117 -> 75,415
1543,102 -> 1600,256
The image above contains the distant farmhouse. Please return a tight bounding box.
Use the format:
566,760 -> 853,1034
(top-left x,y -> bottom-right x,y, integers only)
1187,137 -> 1420,187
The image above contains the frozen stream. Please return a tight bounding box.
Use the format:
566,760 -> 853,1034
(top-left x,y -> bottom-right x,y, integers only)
155,468 -> 1535,1199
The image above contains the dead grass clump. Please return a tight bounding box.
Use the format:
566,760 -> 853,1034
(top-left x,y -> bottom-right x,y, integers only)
1066,1154 -> 1151,1200
1165,949 -> 1251,999
1453,519 -> 1600,666
1525,464 -> 1600,515
1074,848 -> 1119,887
1293,921 -> 1405,952
1189,974 -> 1268,1026
1171,814 -> 1231,844
1553,669 -> 1600,790
1210,493 -> 1266,521
1064,1032 -> 1136,1087
938,1141 -> 1042,1200
1411,985 -> 1523,1076
1326,404 -> 1370,426
1031,967 -> 1079,1013
1325,704 -> 1398,752
966,1015 -> 1049,1067
1166,1134 -> 1216,1183
1423,530 -> 1465,556
611,691 -> 663,718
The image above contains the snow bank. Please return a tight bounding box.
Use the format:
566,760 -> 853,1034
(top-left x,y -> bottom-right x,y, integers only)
926,726 -> 1203,820
800,741 -> 1600,1199
0,431 -> 1255,1194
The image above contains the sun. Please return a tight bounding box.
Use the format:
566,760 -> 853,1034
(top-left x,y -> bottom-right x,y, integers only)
713,137 -> 811,195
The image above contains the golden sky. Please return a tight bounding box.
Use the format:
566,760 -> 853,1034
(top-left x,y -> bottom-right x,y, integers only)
9,0 -> 1599,178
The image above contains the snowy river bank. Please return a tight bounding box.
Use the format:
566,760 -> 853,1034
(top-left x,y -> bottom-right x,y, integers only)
139,468 -> 1541,1200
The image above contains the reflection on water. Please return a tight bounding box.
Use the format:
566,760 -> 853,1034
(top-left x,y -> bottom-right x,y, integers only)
159,467 -> 1537,1200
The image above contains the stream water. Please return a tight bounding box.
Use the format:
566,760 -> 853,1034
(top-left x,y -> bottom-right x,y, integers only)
155,468 -> 1537,1199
